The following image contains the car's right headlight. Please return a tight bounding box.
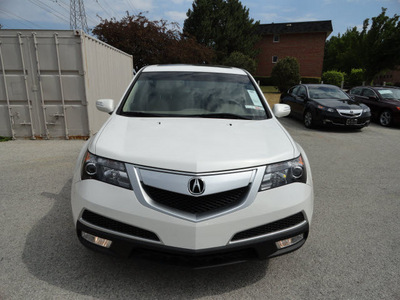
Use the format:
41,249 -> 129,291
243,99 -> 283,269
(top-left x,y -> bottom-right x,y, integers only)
81,151 -> 132,190
317,105 -> 335,113
259,155 -> 307,191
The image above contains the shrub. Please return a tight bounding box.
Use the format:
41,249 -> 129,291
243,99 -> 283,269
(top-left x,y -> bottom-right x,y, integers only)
322,70 -> 346,87
254,76 -> 273,86
271,57 -> 300,93
301,77 -> 320,84
347,69 -> 365,87
223,51 -> 256,74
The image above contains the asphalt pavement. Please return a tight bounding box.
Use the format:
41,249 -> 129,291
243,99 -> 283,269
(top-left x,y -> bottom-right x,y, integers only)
0,120 -> 399,299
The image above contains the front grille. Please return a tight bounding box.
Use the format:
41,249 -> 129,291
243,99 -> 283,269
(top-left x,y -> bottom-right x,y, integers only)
81,210 -> 160,242
142,184 -> 249,216
231,212 -> 305,242
337,109 -> 362,117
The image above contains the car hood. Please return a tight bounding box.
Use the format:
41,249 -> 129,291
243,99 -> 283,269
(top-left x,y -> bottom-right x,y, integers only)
314,98 -> 363,109
90,116 -> 297,173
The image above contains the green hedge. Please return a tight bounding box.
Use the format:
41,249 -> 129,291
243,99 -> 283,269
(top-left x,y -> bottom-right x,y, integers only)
300,77 -> 321,84
254,76 -> 273,86
255,76 -> 321,86
322,70 -> 346,87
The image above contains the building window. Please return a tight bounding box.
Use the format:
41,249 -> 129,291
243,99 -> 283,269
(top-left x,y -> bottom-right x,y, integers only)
273,34 -> 280,42
272,56 -> 278,63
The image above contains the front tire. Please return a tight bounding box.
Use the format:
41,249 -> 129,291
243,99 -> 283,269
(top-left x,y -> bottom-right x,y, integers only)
379,110 -> 392,127
304,110 -> 314,128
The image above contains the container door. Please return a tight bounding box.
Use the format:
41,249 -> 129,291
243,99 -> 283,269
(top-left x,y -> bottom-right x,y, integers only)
0,30 -> 89,139
0,33 -> 37,139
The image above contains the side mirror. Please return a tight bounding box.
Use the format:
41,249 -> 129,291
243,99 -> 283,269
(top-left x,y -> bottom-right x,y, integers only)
96,99 -> 114,114
369,95 -> 378,100
273,103 -> 291,118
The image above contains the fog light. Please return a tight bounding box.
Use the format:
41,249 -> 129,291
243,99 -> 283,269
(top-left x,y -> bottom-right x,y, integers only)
275,234 -> 304,249
82,231 -> 112,248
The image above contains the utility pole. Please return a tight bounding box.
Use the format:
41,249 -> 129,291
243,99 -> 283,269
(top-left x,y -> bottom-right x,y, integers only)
70,0 -> 89,33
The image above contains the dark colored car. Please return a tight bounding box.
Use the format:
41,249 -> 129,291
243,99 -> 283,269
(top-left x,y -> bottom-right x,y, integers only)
349,86 -> 400,127
280,84 -> 371,129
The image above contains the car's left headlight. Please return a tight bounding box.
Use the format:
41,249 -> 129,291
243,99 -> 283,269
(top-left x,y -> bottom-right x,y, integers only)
81,151 -> 132,190
260,155 -> 307,191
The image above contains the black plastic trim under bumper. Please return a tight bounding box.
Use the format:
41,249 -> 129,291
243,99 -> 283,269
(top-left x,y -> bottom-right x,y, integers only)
76,219 -> 309,268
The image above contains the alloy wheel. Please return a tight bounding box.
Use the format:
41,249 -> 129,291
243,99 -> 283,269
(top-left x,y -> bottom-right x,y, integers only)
380,111 -> 392,126
304,111 -> 313,128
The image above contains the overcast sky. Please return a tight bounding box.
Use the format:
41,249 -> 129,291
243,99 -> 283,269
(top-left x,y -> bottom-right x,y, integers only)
0,0 -> 399,38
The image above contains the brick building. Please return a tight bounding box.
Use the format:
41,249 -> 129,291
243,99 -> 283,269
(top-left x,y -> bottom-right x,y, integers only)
255,21 -> 333,78
375,68 -> 400,86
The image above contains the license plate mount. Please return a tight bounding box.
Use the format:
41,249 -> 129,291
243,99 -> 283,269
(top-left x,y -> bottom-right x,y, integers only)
346,119 -> 358,125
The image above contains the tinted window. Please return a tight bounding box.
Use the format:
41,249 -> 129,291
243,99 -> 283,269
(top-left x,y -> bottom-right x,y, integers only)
362,89 -> 376,98
290,86 -> 300,95
119,72 -> 268,120
296,86 -> 307,98
350,88 -> 362,95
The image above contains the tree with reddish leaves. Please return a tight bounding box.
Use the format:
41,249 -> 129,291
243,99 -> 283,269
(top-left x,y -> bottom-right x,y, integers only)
92,13 -> 214,70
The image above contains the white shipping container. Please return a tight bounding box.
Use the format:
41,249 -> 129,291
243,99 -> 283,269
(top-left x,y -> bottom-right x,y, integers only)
0,29 -> 133,139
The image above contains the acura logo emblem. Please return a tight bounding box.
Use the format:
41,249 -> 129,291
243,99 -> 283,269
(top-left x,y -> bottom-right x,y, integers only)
188,178 -> 205,195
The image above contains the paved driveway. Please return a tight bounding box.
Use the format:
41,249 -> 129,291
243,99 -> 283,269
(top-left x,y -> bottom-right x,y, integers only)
0,120 -> 399,299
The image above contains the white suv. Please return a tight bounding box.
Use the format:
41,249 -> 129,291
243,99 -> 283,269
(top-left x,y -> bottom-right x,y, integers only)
71,65 -> 314,267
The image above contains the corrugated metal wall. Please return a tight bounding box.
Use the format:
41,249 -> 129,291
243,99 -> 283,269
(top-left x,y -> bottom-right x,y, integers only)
82,34 -> 133,134
0,30 -> 133,139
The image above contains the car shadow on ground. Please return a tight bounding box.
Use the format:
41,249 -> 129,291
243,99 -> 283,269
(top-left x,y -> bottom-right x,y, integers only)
22,180 -> 268,299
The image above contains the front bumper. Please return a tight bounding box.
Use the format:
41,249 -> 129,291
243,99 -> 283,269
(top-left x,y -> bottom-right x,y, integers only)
71,177 -> 313,266
315,110 -> 371,128
77,214 -> 309,268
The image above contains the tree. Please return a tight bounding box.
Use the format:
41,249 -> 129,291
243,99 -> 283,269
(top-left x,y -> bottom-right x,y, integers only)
360,8 -> 400,82
222,51 -> 256,73
92,13 -> 214,70
323,27 -> 363,74
271,57 -> 300,93
183,0 -> 260,63
324,8 -> 400,82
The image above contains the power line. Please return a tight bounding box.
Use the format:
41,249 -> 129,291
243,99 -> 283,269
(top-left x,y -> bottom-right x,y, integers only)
101,0 -> 122,19
0,8 -> 45,29
94,0 -> 113,19
28,0 -> 70,24
125,0 -> 139,15
50,0 -> 70,14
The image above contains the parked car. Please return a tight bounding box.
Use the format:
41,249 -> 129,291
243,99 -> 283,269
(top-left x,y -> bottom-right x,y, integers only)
348,86 -> 400,126
71,65 -> 314,267
280,84 -> 371,129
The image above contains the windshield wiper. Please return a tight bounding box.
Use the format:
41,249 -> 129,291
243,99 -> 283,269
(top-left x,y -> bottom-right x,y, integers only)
120,111 -> 253,120
193,113 -> 253,120
120,111 -> 168,117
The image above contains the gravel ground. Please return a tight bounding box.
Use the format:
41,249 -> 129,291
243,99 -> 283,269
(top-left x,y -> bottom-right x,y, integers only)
0,119 -> 399,299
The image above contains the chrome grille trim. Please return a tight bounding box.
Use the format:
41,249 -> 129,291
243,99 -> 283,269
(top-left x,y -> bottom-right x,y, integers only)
79,211 -> 163,245
337,109 -> 362,117
126,164 -> 266,222
229,220 -> 308,244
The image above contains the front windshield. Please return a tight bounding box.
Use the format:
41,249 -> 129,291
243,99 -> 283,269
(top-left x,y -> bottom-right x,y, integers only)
377,88 -> 400,100
119,72 -> 268,120
308,86 -> 349,100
